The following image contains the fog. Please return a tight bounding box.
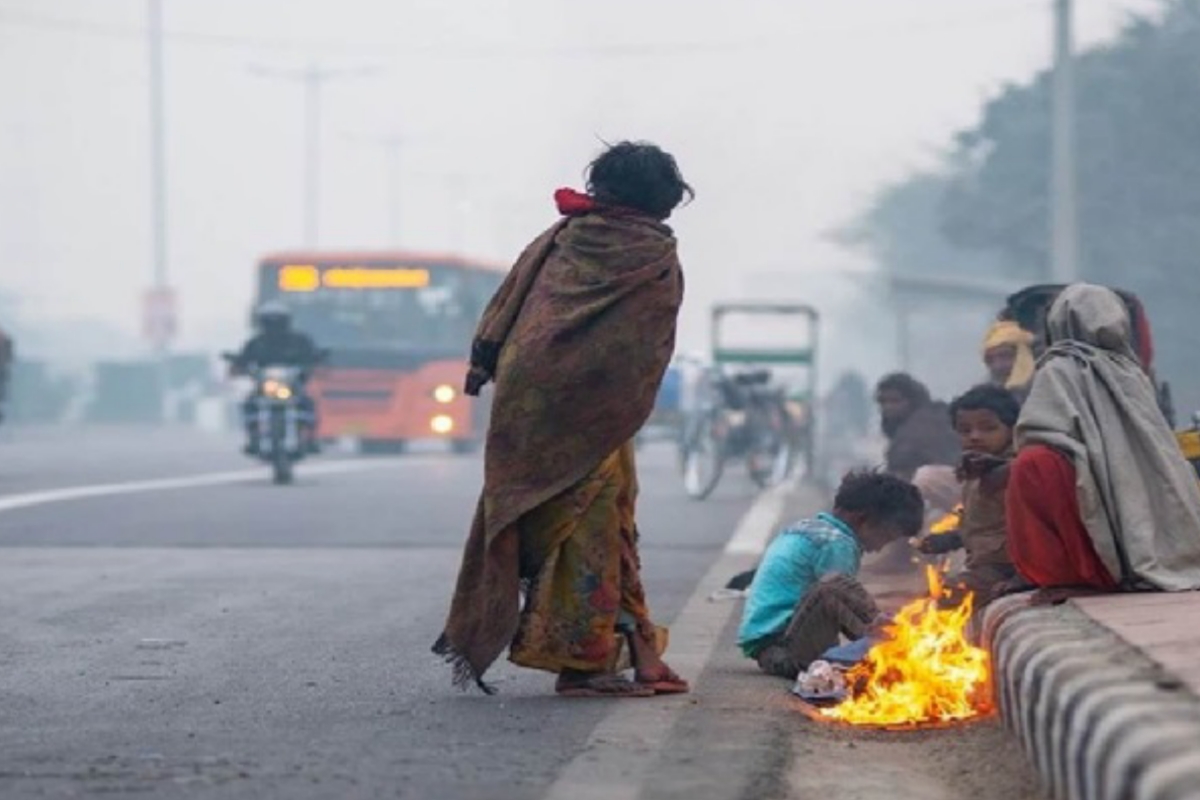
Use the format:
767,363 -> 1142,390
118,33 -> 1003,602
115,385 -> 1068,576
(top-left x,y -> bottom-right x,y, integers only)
0,0 -> 1161,399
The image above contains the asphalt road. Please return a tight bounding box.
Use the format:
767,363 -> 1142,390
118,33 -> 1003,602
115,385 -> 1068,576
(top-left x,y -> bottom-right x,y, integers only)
0,425 -> 757,799
0,425 -> 1047,800
0,425 -> 248,495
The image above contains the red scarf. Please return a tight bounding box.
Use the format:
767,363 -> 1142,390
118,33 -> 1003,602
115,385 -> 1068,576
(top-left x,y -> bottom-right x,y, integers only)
553,187 -> 659,221
554,187 -> 597,216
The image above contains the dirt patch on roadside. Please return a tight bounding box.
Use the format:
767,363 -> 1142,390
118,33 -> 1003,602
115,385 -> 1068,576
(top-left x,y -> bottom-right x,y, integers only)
782,560 -> 1045,800
785,711 -> 1044,800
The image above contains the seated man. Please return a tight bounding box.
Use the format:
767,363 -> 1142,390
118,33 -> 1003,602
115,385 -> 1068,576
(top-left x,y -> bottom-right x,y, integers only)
874,373 -> 961,571
738,470 -> 924,679
920,384 -> 1022,607
875,372 -> 961,484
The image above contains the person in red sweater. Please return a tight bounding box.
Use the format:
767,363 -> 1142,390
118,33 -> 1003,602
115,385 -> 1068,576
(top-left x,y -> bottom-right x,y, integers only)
1006,284 -> 1200,593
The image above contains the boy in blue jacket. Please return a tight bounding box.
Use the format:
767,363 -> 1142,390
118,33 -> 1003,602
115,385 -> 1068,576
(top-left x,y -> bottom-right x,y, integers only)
738,470 -> 924,679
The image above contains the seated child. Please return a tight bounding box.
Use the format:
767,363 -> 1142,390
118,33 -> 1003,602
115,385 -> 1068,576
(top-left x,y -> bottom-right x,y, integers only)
919,384 -> 1022,606
737,470 -> 924,679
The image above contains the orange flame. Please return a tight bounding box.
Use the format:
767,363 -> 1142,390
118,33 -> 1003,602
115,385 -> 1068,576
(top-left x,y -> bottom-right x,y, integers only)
820,566 -> 993,727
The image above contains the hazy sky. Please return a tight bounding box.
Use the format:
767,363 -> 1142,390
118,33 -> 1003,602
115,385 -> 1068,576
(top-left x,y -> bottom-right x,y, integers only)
0,0 -> 1162,360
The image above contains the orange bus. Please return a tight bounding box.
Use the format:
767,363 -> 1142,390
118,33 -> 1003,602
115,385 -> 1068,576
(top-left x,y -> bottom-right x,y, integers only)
254,251 -> 505,452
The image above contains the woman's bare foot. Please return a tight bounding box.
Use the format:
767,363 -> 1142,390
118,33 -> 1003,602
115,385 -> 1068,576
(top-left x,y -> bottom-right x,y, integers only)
627,630 -> 690,695
634,663 -> 690,695
555,669 -> 654,698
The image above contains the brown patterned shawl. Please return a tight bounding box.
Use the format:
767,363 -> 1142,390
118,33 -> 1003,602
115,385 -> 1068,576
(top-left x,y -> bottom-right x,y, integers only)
433,210 -> 684,691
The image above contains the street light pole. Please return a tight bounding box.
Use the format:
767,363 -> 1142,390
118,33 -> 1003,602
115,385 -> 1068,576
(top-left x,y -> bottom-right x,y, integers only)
1050,0 -> 1080,283
304,64 -> 321,249
148,0 -> 167,293
384,138 -> 402,247
249,62 -> 377,247
446,172 -> 469,255
147,0 -> 170,422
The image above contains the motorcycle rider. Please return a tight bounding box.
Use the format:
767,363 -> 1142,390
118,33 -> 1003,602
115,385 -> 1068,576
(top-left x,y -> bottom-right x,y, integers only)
231,302 -> 323,455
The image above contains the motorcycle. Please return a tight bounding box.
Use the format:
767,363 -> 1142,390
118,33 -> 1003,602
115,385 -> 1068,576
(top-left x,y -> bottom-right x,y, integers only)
223,354 -> 321,485
680,368 -> 798,501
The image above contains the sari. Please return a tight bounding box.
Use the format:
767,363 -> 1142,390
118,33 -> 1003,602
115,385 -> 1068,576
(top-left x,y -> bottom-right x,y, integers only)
433,191 -> 684,691
510,442 -> 653,673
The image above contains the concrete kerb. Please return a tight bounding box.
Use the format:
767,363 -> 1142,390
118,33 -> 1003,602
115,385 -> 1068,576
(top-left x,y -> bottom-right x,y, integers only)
983,596 -> 1200,800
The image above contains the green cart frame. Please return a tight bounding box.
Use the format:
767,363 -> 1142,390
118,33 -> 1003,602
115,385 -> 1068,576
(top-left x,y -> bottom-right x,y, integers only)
710,302 -> 821,473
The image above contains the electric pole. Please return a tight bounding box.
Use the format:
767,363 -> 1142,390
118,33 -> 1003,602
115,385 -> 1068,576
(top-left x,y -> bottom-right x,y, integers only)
147,0 -> 171,422
445,172 -> 471,255
346,132 -> 406,247
1050,0 -> 1080,283
249,62 -> 377,247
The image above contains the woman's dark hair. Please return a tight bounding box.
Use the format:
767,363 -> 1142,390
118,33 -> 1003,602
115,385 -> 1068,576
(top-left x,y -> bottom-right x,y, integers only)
833,469 -> 924,539
874,372 -> 931,406
949,384 -> 1021,429
586,141 -> 694,219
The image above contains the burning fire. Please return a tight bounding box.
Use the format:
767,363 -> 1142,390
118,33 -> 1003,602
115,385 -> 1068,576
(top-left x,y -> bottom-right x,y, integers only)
820,566 -> 993,727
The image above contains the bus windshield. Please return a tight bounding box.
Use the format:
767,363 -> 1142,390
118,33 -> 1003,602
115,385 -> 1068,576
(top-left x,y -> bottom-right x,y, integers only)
257,260 -> 499,351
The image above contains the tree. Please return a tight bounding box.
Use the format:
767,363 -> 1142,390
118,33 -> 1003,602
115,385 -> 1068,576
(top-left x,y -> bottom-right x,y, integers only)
847,0 -> 1200,409
834,169 -> 1025,283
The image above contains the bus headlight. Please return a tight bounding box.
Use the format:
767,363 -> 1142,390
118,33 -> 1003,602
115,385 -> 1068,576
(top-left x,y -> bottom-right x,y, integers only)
432,384 -> 457,404
430,414 -> 455,435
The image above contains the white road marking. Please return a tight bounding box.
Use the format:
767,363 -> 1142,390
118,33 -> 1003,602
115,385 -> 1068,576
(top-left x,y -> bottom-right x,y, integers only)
0,459 -> 410,516
722,477 -> 794,555
542,475 -> 817,800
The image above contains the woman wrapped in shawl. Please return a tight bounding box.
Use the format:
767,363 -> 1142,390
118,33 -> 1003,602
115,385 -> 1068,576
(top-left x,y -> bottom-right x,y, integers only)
433,142 -> 693,697
1007,284 -> 1200,593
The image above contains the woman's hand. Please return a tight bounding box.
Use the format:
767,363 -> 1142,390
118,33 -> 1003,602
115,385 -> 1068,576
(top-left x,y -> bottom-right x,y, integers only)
464,366 -> 491,397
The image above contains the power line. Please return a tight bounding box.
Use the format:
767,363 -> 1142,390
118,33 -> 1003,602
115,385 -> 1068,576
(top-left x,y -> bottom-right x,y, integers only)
0,2 -> 1050,60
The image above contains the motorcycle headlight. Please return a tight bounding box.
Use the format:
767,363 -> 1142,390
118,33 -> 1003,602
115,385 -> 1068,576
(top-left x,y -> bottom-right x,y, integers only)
262,380 -> 291,400
432,384 -> 457,404
726,410 -> 747,427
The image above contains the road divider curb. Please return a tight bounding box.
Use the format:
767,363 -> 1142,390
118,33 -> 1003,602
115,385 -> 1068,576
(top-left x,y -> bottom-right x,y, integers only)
983,595 -> 1200,800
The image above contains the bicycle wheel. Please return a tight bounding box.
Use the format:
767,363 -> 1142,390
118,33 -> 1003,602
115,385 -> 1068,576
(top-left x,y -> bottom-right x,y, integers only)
747,403 -> 796,489
682,412 -> 726,500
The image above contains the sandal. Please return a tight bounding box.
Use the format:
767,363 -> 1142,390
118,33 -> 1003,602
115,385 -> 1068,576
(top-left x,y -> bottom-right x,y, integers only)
555,673 -> 655,698
635,665 -> 690,695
